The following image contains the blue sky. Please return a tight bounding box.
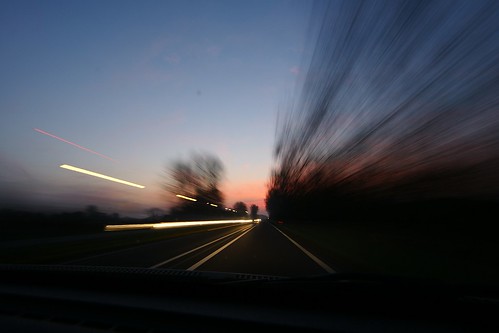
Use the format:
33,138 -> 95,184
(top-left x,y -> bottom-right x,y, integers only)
0,0 -> 312,216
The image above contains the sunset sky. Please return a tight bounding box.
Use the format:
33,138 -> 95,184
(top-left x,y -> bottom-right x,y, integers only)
0,0 -> 312,216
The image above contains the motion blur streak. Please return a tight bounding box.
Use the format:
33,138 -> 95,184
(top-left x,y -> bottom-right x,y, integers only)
34,128 -> 116,162
105,219 -> 255,231
266,0 -> 499,222
60,164 -> 145,189
176,194 -> 197,201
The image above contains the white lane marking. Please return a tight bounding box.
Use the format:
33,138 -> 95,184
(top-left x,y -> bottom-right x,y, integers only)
271,224 -> 335,274
206,224 -> 243,232
65,224 -> 247,265
150,225 -> 253,269
187,225 -> 255,271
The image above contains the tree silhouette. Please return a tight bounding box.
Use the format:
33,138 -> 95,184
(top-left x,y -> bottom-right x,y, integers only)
165,152 -> 225,218
146,208 -> 164,221
250,204 -> 259,220
266,0 -> 499,223
233,201 -> 248,217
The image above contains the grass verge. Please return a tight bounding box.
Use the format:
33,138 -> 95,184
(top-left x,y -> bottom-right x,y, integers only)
1,224 -> 237,264
277,220 -> 499,287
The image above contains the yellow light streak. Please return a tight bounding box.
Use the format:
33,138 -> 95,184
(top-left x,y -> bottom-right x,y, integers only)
176,194 -> 197,201
60,164 -> 145,189
209,203 -> 218,207
105,223 -> 155,231
105,219 -> 254,231
152,219 -> 252,229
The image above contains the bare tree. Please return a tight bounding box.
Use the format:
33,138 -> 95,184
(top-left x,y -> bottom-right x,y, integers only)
233,201 -> 248,217
165,152 -> 225,215
250,204 -> 259,220
146,208 -> 164,221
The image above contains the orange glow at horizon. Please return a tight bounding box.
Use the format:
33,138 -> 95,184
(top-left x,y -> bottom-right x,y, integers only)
224,180 -> 267,214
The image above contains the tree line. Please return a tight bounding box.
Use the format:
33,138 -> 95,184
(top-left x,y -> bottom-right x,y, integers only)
265,0 -> 499,224
164,152 -> 259,221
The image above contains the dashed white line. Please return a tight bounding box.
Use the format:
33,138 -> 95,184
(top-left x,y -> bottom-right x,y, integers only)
150,225 -> 253,269
187,225 -> 255,271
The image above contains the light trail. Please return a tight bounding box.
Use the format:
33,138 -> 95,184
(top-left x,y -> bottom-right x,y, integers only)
60,164 -> 145,189
149,225 -> 253,268
105,219 -> 255,231
176,194 -> 197,201
34,128 -> 116,162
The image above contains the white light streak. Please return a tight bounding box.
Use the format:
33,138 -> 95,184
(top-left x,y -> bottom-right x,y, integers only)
60,164 -> 145,189
105,219 -> 254,231
176,194 -> 197,201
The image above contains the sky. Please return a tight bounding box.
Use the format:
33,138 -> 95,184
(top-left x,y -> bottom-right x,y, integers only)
0,0 -> 312,217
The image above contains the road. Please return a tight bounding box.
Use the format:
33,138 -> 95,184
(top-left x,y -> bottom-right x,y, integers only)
65,221 -> 335,277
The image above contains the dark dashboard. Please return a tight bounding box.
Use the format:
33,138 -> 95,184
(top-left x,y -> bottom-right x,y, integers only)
0,265 -> 498,332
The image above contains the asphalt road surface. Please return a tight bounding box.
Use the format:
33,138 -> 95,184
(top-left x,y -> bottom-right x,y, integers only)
65,221 -> 335,277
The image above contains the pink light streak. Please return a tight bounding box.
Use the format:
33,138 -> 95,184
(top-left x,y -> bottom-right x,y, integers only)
34,128 -> 117,162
